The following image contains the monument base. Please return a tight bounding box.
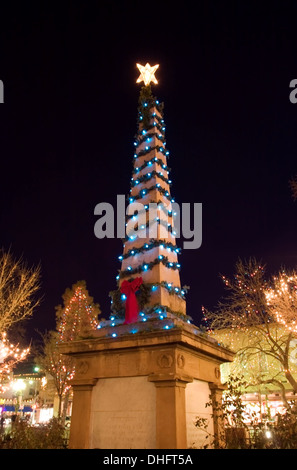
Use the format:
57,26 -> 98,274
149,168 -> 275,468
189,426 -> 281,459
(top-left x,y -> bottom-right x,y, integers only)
59,316 -> 234,449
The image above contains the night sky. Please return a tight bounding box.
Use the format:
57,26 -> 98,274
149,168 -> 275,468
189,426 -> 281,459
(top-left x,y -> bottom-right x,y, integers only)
0,1 -> 297,343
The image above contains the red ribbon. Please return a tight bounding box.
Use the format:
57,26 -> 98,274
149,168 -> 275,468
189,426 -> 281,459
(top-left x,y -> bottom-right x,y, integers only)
120,277 -> 143,324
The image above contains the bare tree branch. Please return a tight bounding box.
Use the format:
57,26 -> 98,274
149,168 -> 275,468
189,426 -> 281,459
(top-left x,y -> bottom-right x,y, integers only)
204,258 -> 297,403
0,249 -> 41,334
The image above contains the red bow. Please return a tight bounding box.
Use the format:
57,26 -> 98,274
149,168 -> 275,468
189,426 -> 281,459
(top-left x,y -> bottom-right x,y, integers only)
120,277 -> 143,324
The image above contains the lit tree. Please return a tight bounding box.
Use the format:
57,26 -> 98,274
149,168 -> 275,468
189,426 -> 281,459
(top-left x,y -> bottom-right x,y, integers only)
0,249 -> 40,391
0,332 -> 30,393
37,281 -> 100,421
203,258 -> 297,408
265,271 -> 297,333
56,280 -> 100,342
36,331 -> 75,419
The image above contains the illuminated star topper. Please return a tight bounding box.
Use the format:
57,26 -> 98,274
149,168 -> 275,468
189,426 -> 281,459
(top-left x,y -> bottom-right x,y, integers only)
136,63 -> 159,86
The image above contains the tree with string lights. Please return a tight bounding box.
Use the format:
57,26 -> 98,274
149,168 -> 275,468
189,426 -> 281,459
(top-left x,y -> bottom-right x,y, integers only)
36,330 -> 75,420
203,258 -> 297,409
0,249 -> 40,392
0,333 -> 30,393
37,281 -> 100,421
56,280 -> 100,342
265,271 -> 297,334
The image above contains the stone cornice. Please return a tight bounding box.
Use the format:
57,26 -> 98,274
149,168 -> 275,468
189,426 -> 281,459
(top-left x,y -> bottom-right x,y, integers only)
59,319 -> 234,364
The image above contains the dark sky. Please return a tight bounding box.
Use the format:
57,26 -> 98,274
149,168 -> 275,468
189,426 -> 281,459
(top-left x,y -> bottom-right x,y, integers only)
0,1 -> 297,342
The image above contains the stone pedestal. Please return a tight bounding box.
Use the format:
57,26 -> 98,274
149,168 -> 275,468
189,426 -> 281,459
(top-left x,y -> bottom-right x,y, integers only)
149,373 -> 191,448
59,316 -> 234,449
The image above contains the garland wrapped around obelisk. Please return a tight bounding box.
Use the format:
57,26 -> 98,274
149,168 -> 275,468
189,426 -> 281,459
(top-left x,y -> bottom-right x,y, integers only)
109,63 -> 188,324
